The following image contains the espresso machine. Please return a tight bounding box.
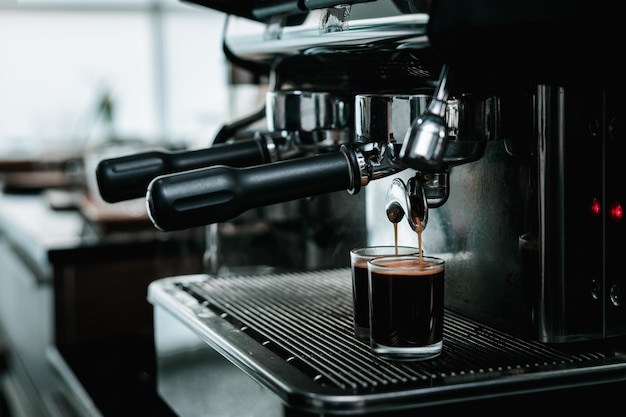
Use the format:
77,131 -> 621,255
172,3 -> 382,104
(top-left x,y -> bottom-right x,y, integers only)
95,0 -> 626,415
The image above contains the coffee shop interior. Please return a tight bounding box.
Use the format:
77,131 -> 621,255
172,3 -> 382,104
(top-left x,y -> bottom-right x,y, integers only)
1,1 -> 625,416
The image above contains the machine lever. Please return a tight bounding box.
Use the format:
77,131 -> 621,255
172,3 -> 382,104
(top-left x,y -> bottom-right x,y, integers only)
146,149 -> 356,231
96,137 -> 271,203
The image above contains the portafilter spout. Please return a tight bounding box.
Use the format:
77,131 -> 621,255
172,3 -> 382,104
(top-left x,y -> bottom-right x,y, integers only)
385,175 -> 428,232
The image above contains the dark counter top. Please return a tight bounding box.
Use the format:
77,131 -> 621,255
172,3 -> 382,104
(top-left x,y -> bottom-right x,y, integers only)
0,190 -> 204,417
0,191 -> 205,282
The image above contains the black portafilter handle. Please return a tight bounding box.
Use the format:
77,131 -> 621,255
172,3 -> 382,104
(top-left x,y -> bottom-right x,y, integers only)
146,146 -> 360,231
96,137 -> 271,203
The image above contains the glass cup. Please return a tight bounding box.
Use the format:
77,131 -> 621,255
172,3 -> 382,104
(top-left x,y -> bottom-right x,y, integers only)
349,246 -> 419,342
368,255 -> 445,361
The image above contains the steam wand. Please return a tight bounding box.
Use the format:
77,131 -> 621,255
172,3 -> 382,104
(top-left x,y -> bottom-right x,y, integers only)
399,64 -> 450,171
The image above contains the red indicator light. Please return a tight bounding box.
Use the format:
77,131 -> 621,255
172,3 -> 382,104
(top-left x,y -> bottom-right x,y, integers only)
610,202 -> 623,222
590,198 -> 601,217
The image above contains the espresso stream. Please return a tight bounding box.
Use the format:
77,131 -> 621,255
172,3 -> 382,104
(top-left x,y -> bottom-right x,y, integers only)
393,218 -> 424,263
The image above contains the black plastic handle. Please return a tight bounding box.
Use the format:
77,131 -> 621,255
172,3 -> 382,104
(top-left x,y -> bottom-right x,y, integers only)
146,150 -> 355,231
96,138 -> 270,203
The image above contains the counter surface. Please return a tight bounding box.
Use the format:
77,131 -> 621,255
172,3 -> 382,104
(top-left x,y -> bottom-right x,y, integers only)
0,191 -> 204,417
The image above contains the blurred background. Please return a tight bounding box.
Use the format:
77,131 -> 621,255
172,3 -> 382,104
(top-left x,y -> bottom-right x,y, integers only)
0,0 -> 258,158
0,2 -> 274,416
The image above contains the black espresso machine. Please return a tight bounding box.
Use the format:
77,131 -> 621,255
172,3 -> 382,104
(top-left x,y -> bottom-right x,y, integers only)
95,0 -> 626,415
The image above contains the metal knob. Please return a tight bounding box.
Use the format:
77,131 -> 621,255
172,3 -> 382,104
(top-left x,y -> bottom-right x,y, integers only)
399,64 -> 450,171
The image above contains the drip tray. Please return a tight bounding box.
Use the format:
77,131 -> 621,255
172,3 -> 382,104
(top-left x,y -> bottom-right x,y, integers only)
148,269 -> 626,415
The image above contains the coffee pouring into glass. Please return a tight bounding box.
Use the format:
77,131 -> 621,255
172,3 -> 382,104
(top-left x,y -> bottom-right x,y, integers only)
142,64 -> 498,232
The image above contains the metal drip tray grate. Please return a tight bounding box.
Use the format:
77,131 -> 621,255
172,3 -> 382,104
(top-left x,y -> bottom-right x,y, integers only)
148,269 -> 626,414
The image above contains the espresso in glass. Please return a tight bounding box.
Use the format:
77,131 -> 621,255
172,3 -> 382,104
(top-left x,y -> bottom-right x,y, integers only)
350,246 -> 419,342
368,255 -> 445,360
